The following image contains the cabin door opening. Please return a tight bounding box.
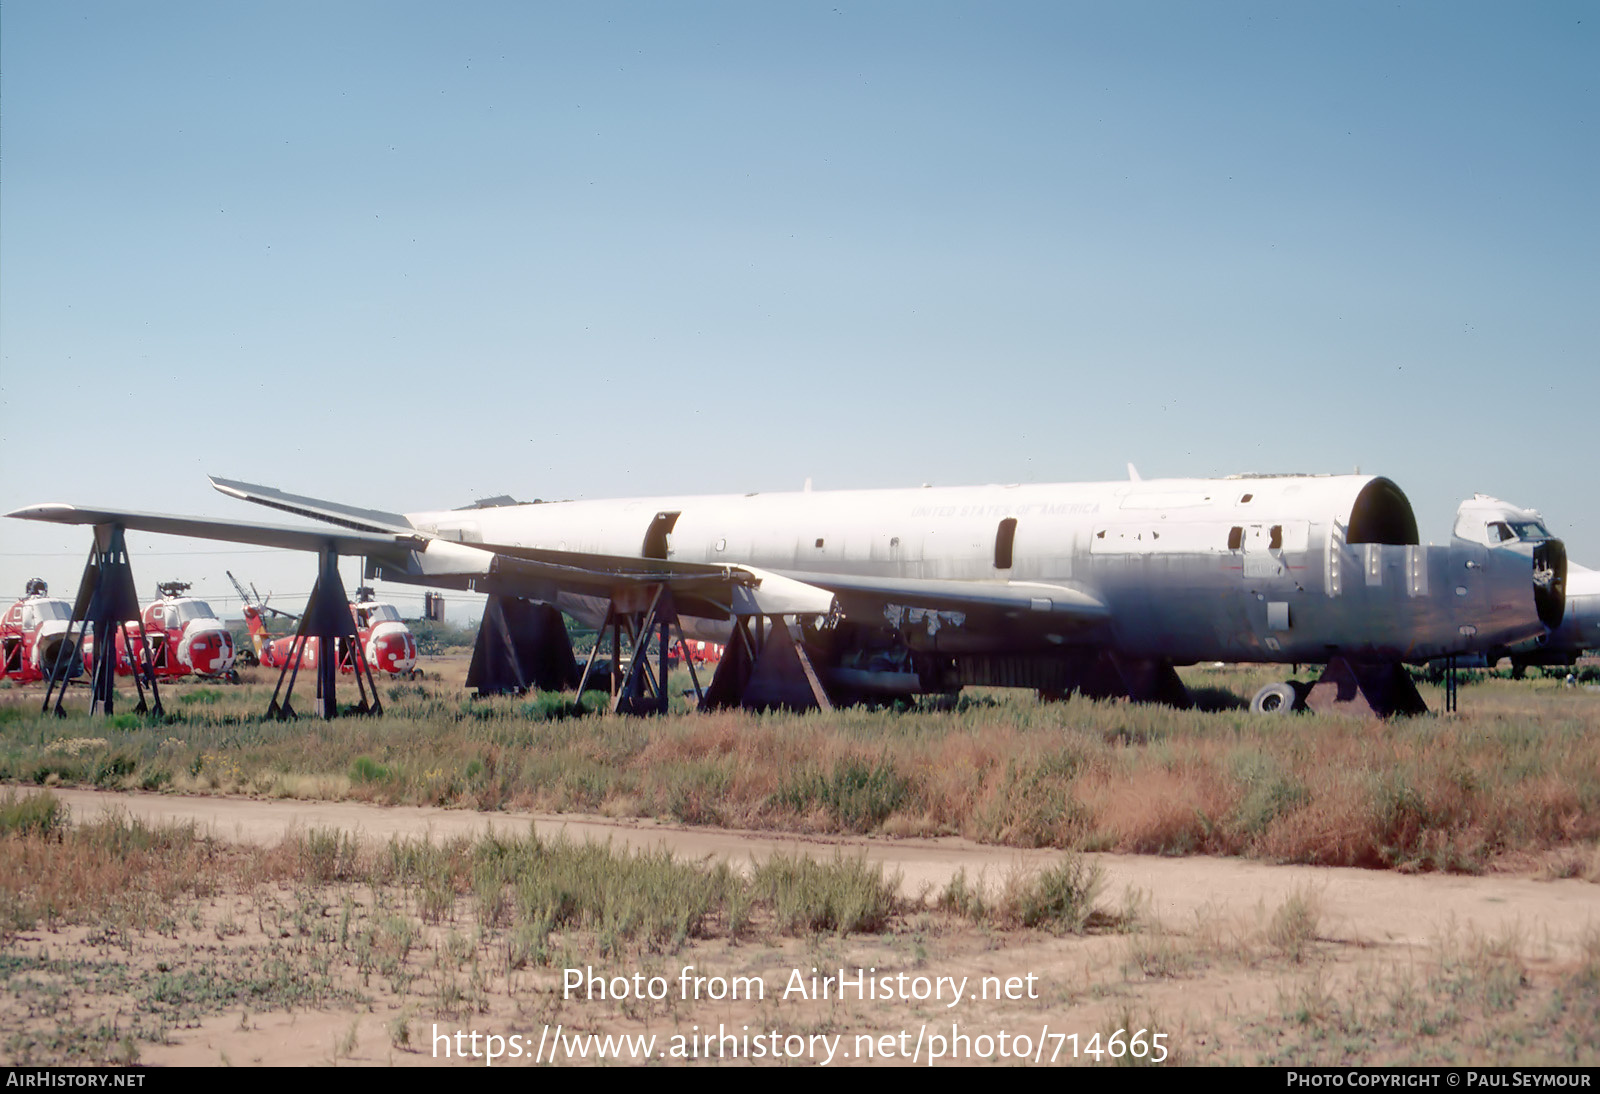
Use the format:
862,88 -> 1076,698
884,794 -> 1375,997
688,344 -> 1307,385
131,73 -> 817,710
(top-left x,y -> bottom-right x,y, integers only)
642,511 -> 681,561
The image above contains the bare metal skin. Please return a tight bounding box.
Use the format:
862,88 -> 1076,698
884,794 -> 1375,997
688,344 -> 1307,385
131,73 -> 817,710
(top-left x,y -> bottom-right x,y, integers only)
10,472 -> 1567,710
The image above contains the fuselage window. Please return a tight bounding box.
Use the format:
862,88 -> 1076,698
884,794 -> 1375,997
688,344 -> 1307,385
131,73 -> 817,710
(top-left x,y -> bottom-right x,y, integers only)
994,518 -> 1017,570
1228,527 -> 1243,550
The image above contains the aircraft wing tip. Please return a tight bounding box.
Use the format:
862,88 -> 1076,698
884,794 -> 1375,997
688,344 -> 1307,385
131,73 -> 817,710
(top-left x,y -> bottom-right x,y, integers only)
6,503 -> 76,521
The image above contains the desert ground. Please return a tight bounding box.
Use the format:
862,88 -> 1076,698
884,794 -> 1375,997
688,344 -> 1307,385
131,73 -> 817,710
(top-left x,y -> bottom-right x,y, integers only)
1,659 -> 1596,1067
0,785 -> 1591,1067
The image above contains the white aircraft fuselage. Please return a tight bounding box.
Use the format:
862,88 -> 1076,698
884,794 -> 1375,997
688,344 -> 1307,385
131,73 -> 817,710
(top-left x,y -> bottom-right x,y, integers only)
10,471 -> 1568,711
401,474 -> 1563,668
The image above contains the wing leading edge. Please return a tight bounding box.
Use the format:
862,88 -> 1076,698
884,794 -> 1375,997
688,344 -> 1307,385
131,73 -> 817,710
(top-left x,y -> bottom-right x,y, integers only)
7,503 -> 423,558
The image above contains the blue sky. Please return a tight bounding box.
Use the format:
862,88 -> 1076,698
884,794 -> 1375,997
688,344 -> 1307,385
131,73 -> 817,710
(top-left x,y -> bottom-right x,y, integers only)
2,2 -> 1594,619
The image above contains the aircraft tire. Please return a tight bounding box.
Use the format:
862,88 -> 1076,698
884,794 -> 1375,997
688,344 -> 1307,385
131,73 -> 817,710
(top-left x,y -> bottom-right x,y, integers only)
1250,681 -> 1300,715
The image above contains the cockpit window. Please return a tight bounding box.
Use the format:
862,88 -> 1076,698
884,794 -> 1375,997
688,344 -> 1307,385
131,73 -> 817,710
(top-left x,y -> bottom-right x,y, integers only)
172,601 -> 217,623
1510,521 -> 1550,541
1488,522 -> 1514,544
22,601 -> 72,627
363,604 -> 400,623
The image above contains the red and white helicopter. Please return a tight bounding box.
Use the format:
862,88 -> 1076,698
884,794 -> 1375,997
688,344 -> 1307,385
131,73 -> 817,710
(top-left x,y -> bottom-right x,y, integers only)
235,576 -> 418,678
1,579 -> 82,684
81,581 -> 237,683
680,639 -> 724,665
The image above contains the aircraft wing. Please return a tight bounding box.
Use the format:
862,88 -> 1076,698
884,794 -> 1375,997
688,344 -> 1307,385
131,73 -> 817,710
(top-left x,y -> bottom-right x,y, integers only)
7,503 -> 425,558
15,484 -> 1105,628
6,503 -> 836,619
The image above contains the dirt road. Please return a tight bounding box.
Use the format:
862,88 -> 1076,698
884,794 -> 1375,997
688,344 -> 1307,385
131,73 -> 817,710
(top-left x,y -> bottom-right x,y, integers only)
14,787 -> 1595,1067
52,787 -> 1599,953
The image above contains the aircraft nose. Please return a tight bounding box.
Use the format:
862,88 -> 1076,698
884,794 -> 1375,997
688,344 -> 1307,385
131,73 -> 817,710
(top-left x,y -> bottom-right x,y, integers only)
185,625 -> 236,674
375,631 -> 416,671
37,633 -> 80,678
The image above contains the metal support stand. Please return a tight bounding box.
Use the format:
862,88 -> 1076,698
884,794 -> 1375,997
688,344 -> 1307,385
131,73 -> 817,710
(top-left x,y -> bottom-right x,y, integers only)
566,586 -> 714,716
1035,651 -> 1191,708
265,547 -> 382,719
700,614 -> 833,713
605,587 -> 672,715
1300,656 -> 1429,718
466,596 -> 580,695
1445,654 -> 1458,714
44,524 -> 162,718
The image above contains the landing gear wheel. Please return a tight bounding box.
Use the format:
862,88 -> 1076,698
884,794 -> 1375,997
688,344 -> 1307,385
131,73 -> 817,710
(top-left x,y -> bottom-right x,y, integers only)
1250,681 -> 1300,715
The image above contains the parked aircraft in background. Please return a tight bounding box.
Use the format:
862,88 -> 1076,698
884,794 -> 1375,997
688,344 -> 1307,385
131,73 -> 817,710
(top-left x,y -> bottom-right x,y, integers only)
79,581 -> 237,683
1549,563 -> 1600,657
1438,496 -> 1594,675
1507,562 -> 1598,673
0,580 -> 81,684
241,587 -> 419,678
8,471 -> 1568,714
682,639 -> 724,665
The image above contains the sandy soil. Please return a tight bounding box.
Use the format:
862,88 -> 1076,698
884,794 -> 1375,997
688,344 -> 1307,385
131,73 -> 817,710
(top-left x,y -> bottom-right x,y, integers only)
1,787 -> 1588,1068
46,787 -> 1600,955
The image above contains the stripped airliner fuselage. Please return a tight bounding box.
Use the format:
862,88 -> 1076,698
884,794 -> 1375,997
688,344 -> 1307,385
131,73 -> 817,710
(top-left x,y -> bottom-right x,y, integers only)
10,472 -> 1567,713
398,475 -> 1563,689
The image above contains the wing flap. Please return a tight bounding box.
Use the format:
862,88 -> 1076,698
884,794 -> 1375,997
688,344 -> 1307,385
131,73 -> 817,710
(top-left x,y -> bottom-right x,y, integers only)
389,540 -> 835,616
774,571 -> 1110,626
209,476 -> 414,534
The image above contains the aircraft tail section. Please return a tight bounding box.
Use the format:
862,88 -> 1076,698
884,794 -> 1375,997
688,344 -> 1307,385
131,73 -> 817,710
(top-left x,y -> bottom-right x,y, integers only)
209,477 -> 414,535
239,606 -> 266,657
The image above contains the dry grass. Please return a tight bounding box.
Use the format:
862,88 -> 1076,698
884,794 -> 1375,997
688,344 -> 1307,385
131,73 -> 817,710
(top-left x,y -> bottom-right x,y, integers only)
2,663 -> 1597,874
0,802 -> 1114,1064
1238,921 -> 1600,1066
0,790 -> 1593,1067
1105,894 -> 1599,1066
0,802 -> 226,942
